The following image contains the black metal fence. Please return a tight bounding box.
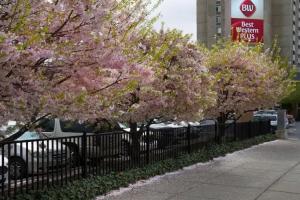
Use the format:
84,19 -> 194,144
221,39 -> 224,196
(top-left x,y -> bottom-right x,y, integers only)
0,121 -> 272,199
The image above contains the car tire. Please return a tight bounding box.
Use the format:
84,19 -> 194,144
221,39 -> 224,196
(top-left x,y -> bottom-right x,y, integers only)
63,143 -> 81,167
8,157 -> 27,180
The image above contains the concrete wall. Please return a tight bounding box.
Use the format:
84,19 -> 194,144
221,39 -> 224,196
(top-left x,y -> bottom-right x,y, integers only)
197,0 -> 208,45
224,0 -> 231,38
206,0 -> 218,46
197,0 -> 224,47
271,0 -> 293,60
264,0 -> 272,49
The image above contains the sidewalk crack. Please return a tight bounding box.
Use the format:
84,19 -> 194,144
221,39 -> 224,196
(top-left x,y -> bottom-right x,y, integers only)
254,161 -> 300,200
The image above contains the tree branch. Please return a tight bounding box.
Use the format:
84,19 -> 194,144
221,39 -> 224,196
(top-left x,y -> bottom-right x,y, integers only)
89,72 -> 125,95
52,75 -> 72,87
0,113 -> 52,144
50,10 -> 74,38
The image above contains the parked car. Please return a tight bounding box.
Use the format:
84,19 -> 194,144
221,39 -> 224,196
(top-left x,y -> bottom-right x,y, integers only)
0,131 -> 70,180
253,111 -> 277,126
253,110 -> 289,130
118,123 -> 158,155
1,118 -> 156,168
254,110 -> 277,116
119,121 -> 208,150
0,155 -> 8,186
43,119 -> 138,160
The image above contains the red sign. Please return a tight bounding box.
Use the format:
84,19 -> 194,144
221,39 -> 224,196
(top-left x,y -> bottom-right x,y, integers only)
231,18 -> 264,43
240,0 -> 256,17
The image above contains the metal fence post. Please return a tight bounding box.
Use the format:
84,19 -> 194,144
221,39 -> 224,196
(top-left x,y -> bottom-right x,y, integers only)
259,120 -> 262,136
233,120 -> 237,141
187,125 -> 191,154
269,120 -> 274,134
248,121 -> 252,139
214,121 -> 218,143
82,131 -> 87,178
146,126 -> 150,164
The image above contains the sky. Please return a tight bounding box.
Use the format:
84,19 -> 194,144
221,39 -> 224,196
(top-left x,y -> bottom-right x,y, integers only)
153,0 -> 197,41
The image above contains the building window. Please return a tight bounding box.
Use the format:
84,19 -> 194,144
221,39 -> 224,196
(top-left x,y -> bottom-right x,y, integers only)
217,27 -> 222,34
216,5 -> 221,13
216,16 -> 221,24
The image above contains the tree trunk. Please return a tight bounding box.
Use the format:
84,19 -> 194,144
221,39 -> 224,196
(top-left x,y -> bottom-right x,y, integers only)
129,122 -> 142,166
217,114 -> 226,143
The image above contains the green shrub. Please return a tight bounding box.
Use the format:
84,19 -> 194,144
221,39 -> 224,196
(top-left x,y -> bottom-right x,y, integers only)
15,134 -> 277,200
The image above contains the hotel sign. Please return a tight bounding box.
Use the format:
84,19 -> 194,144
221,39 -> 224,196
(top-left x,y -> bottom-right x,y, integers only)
231,0 -> 264,43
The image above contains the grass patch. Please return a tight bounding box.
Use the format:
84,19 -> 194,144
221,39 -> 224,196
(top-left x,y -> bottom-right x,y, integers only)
16,134 -> 277,200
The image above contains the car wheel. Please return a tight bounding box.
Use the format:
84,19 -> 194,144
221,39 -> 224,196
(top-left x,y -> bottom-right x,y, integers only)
0,166 -> 8,185
64,143 -> 81,167
121,140 -> 131,156
8,157 -> 27,180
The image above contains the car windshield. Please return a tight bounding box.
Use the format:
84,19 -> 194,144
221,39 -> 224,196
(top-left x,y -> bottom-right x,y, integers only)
253,116 -> 262,121
253,115 -> 277,121
0,118 -> 54,139
255,110 -> 277,115
266,116 -> 277,121
16,131 -> 46,141
0,121 -> 20,134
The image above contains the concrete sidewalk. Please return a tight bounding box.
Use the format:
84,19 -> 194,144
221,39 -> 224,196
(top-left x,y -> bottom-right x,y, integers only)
98,139 -> 300,200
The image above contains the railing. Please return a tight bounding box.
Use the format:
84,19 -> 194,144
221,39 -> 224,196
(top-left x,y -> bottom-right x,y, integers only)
0,120 -> 272,199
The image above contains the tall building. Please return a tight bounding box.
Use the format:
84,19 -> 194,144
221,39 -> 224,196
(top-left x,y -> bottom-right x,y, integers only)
197,0 -> 297,67
197,0 -> 300,119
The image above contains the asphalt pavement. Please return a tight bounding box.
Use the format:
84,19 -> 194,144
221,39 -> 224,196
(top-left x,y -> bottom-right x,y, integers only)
98,123 -> 300,200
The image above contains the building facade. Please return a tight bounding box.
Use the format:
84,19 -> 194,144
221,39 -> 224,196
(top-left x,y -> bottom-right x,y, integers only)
197,0 -> 296,66
197,0 -> 300,119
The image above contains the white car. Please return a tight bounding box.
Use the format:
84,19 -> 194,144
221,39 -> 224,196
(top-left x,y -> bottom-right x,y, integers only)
2,118 -> 137,169
117,123 -> 158,155
253,110 -> 289,129
118,121 -> 196,153
254,110 -> 277,116
118,121 -> 205,151
2,131 -> 69,180
0,155 -> 8,186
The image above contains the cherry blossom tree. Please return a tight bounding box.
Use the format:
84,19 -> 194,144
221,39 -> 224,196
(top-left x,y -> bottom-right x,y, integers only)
0,0 -> 160,124
96,29 -> 216,161
114,29 -> 215,124
204,40 -> 294,142
1,1 -> 216,163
